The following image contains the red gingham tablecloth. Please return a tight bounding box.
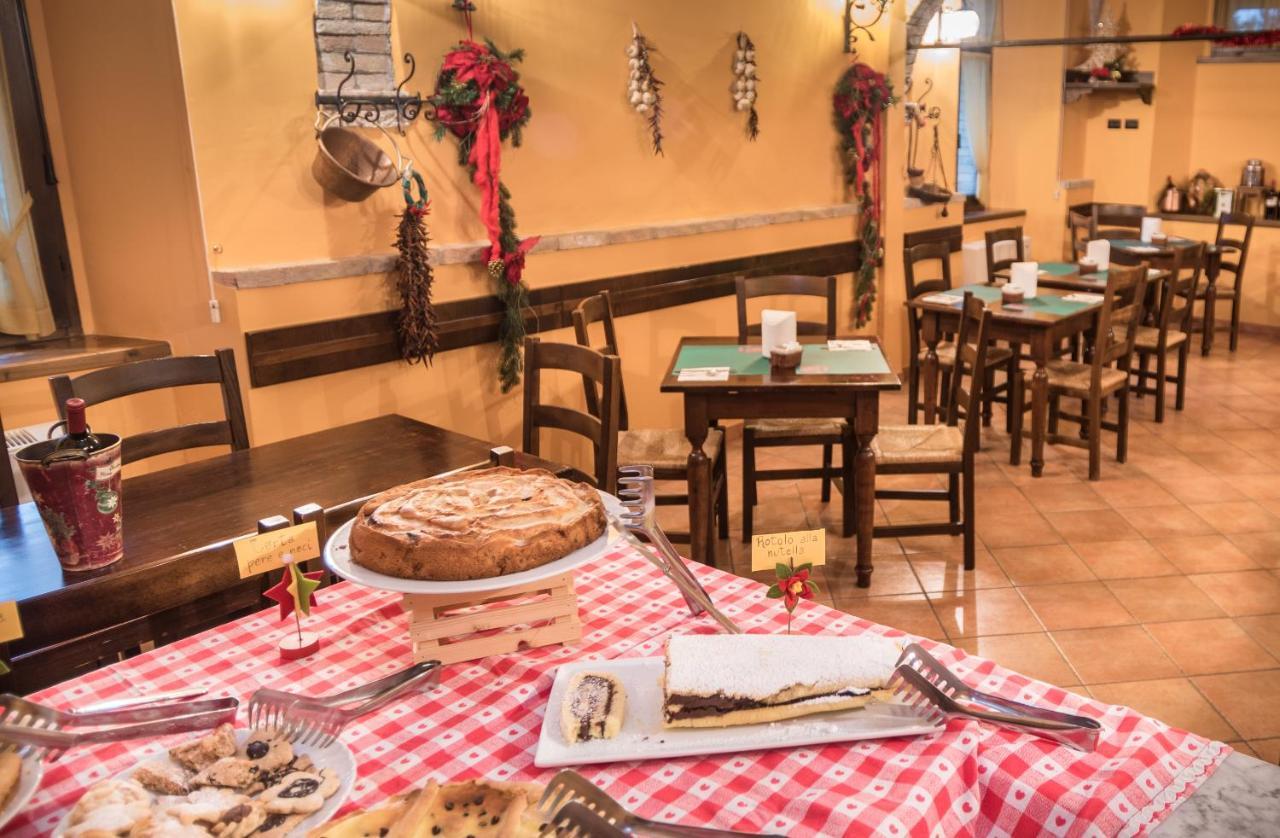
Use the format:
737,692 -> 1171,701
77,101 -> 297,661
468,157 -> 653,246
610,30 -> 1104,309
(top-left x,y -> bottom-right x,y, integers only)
11,546 -> 1227,837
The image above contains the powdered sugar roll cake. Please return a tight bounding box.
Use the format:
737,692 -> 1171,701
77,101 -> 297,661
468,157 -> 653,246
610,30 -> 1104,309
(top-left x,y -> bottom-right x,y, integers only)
349,467 -> 607,581
662,634 -> 903,728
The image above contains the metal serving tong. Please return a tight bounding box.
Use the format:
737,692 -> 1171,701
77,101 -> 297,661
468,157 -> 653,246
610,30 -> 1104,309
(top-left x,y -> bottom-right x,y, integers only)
0,693 -> 239,761
541,770 -> 783,838
615,466 -> 740,634
888,643 -> 1101,752
247,660 -> 440,747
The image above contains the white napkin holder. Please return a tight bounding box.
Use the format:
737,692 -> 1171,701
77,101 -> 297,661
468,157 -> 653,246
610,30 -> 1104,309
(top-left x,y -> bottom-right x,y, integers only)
1140,216 -> 1162,243
1085,239 -> 1110,271
760,309 -> 797,356
1010,261 -> 1038,299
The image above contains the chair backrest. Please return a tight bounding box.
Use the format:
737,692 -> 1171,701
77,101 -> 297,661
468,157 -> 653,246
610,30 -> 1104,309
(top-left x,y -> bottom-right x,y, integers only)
572,291 -> 630,431
945,293 -> 993,456
1214,211 -> 1255,288
1092,264 -> 1149,380
522,337 -> 620,495
48,349 -> 249,466
984,225 -> 1025,281
1149,243 -> 1203,341
904,242 -> 953,348
1093,203 -> 1146,236
1068,211 -> 1096,259
735,274 -> 836,341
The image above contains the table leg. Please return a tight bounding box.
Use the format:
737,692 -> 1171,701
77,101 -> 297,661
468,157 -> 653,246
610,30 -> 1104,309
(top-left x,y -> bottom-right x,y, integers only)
921,314 -> 941,424
1030,336 -> 1049,478
683,396 -> 714,567
853,393 -> 879,588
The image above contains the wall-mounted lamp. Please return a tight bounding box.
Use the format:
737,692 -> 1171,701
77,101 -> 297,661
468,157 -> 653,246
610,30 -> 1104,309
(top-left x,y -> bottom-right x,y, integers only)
922,6 -> 980,45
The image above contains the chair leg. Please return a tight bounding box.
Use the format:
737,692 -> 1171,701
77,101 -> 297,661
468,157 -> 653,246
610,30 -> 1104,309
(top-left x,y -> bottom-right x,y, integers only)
1117,386 -> 1130,465
1175,344 -> 1189,411
1005,354 -> 1018,433
1009,373 -> 1023,466
1087,394 -> 1102,481
741,428 -> 756,543
948,473 -> 960,525
1230,292 -> 1242,352
820,443 -> 833,502
841,429 -> 855,539
1201,290 -> 1215,356
1136,353 -> 1150,398
982,367 -> 994,428
908,359 -> 920,425
962,461 -> 975,571
1154,350 -> 1167,423
1049,393 -> 1060,435
715,448 -> 730,541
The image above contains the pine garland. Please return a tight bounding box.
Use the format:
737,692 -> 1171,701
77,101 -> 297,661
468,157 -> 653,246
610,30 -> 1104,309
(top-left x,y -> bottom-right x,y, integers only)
394,172 -> 438,366
833,63 -> 896,328
430,37 -> 536,392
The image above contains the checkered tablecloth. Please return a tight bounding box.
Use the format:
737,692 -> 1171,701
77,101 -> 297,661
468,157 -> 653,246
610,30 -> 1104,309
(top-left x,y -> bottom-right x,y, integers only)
11,546 -> 1226,837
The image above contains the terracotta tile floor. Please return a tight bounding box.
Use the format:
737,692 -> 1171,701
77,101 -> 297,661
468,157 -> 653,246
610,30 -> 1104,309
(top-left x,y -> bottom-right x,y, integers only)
677,334 -> 1280,759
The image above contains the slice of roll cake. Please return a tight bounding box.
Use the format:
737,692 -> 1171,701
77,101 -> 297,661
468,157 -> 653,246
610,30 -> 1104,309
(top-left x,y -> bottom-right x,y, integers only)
662,634 -> 902,728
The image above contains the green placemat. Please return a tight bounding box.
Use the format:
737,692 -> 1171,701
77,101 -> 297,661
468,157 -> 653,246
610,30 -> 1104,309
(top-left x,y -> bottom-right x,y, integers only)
942,285 -> 1093,316
1039,262 -> 1079,276
673,344 -> 890,375
941,284 -> 1003,302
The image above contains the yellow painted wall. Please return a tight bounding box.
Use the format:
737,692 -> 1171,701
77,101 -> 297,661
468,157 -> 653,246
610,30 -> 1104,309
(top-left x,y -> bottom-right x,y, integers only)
1187,63 -> 1280,193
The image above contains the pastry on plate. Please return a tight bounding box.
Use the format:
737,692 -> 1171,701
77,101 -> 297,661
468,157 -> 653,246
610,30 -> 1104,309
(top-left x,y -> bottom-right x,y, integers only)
661,633 -> 902,728
0,751 -> 20,809
308,779 -> 549,838
559,671 -> 626,743
349,467 -> 606,581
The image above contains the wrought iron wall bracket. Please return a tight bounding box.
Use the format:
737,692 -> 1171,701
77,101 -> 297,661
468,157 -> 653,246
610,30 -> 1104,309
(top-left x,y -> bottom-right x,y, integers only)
314,51 -> 435,135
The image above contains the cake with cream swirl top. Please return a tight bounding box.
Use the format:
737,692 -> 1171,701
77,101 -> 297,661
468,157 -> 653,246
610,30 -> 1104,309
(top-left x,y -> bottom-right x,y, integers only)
349,467 -> 607,581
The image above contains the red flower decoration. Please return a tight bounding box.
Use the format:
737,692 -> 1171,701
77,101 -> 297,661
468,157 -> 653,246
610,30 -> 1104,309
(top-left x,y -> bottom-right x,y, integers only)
767,562 -> 820,613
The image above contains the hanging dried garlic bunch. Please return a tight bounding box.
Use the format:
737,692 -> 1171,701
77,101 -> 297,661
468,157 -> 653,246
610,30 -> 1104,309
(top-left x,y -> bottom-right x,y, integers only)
732,32 -> 759,140
627,24 -> 664,156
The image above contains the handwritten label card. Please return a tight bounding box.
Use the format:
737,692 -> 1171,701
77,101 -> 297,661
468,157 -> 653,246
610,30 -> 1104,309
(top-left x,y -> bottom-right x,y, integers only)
234,523 -> 320,579
0,601 -> 23,643
751,529 -> 826,572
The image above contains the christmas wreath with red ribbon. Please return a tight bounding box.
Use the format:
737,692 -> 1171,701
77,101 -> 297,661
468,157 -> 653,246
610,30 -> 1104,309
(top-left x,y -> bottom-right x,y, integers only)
833,63 -> 896,328
431,37 -> 538,391
1171,23 -> 1280,48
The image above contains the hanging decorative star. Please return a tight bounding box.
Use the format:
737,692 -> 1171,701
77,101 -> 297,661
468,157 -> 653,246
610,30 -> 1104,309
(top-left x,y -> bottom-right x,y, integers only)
265,558 -> 324,621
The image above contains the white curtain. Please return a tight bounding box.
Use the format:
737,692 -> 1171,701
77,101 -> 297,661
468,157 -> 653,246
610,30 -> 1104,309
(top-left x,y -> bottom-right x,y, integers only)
959,0 -> 996,204
0,42 -> 53,339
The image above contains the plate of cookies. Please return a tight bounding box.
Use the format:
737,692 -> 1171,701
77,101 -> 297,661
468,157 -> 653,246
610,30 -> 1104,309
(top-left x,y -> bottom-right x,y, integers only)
0,751 -> 42,831
54,724 -> 353,837
325,467 -> 625,595
535,634 -> 944,767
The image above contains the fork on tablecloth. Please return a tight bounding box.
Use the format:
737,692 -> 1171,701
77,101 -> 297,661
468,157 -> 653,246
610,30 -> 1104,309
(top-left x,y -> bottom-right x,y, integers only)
540,769 -> 785,838
888,643 -> 1101,752
0,693 -> 238,761
247,660 -> 439,747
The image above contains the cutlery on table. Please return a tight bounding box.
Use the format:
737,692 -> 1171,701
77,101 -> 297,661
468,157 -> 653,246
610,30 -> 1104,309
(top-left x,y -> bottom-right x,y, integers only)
73,687 -> 209,714
551,800 -> 628,837
247,659 -> 440,747
540,770 -> 784,838
889,643 -> 1101,752
615,465 -> 741,634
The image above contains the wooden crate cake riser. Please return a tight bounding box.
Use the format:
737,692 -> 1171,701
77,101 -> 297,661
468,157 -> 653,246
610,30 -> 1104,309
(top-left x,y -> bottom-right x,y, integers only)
402,572 -> 582,665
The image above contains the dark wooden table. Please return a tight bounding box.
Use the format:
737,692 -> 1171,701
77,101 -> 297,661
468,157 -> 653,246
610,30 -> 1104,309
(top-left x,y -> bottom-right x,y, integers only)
0,415 -> 571,684
908,286 -> 1102,478
659,336 -> 901,587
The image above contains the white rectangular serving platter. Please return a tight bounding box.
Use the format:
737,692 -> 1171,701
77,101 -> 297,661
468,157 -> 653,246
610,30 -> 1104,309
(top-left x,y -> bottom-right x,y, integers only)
535,656 -> 943,768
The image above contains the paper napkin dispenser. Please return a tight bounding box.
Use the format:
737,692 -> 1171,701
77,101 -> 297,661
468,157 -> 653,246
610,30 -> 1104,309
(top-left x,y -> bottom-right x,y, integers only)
760,309 -> 797,356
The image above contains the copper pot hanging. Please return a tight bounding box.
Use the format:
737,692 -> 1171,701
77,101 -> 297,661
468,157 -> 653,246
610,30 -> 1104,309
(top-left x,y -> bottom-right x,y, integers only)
311,113 -> 402,202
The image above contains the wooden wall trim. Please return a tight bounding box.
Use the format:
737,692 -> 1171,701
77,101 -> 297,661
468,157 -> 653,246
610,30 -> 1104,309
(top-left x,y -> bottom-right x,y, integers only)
245,241 -> 861,387
903,224 -> 963,253
215,203 -> 860,290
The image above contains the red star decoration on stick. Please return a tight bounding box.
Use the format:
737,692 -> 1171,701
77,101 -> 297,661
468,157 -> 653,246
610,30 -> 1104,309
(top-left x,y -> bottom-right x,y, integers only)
264,557 -> 324,621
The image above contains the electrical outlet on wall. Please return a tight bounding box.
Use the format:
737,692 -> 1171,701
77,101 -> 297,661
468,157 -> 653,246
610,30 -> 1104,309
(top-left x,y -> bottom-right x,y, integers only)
1124,119 -> 1139,129
1107,119 -> 1121,129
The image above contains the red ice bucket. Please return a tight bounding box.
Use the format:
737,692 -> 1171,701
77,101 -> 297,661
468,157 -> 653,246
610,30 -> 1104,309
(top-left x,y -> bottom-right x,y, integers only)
16,434 -> 124,572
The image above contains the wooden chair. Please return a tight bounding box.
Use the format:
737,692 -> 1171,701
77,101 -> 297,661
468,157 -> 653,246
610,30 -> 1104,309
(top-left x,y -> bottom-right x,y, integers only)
522,337 -> 621,496
983,225 -> 1025,283
49,349 -> 249,465
1093,203 -> 1146,238
874,292 -> 992,570
0,410 -> 18,507
1133,244 -> 1202,422
1068,210 -> 1096,260
1197,212 -> 1254,354
572,291 -> 728,544
903,243 -> 1015,430
1010,265 -> 1149,481
735,275 -> 852,540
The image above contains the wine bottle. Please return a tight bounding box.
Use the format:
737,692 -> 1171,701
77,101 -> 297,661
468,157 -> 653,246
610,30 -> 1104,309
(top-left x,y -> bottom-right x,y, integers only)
52,397 -> 108,454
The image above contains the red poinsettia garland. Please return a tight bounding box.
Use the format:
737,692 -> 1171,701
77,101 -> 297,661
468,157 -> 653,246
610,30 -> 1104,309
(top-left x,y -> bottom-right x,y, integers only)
431,38 -> 538,391
1171,24 -> 1280,48
834,63 -> 897,328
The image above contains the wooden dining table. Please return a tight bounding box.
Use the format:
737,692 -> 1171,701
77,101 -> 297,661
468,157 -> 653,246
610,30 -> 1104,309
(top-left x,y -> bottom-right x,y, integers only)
0,414 -> 574,691
659,336 -> 901,587
908,285 -> 1103,478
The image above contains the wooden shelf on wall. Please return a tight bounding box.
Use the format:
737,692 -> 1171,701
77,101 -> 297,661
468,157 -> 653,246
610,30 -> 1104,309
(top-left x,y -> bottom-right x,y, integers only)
1063,71 -> 1155,105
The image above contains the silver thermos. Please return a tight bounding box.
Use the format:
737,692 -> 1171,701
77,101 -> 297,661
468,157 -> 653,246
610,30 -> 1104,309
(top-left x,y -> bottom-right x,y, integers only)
1242,159 -> 1265,188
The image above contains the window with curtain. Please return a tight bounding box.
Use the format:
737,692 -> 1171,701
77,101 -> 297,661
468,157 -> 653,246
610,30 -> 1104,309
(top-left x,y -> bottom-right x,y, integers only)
1214,0 -> 1280,55
955,0 -> 995,203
